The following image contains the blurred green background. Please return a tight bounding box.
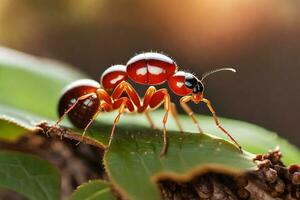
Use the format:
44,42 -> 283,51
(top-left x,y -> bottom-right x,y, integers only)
0,0 -> 299,146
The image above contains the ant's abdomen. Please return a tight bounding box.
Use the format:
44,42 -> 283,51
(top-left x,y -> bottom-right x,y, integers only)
58,79 -> 100,129
126,52 -> 177,85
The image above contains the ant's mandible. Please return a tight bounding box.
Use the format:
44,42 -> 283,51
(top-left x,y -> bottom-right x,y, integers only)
53,52 -> 241,157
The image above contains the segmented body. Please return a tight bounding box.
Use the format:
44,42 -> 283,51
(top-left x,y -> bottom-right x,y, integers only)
126,52 -> 177,85
56,52 -> 241,156
100,52 -> 194,96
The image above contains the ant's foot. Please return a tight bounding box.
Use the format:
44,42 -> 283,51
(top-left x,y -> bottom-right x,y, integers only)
76,136 -> 84,146
238,145 -> 243,153
159,144 -> 168,158
45,123 -> 59,137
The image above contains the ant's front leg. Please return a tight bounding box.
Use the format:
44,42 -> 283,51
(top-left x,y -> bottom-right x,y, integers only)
201,98 -> 242,151
180,96 -> 204,133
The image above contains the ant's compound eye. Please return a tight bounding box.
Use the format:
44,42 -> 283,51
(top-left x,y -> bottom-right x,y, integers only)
184,74 -> 198,89
192,82 -> 204,93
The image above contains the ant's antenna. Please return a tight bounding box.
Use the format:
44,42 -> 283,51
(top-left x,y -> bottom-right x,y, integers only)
201,68 -> 236,81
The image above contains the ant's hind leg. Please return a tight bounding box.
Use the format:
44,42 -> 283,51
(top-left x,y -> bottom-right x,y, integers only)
47,93 -> 95,135
201,98 -> 242,151
180,96 -> 204,133
76,106 -> 102,145
170,102 -> 183,133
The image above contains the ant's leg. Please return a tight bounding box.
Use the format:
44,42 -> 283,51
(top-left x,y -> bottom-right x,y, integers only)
170,102 -> 183,133
180,96 -> 204,133
47,93 -> 95,135
96,88 -> 113,105
161,92 -> 171,157
107,98 -> 132,147
202,98 -> 242,151
138,86 -> 156,112
76,106 -> 104,145
144,111 -> 158,130
111,81 -> 141,108
144,88 -> 171,157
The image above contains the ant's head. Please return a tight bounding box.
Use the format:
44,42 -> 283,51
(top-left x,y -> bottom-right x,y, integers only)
168,68 -> 236,103
184,74 -> 204,103
185,68 -> 237,103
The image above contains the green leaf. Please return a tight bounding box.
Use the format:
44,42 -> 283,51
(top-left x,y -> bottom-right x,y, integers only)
82,111 -> 300,165
45,121 -> 254,200
0,47 -> 84,120
0,120 -> 28,141
69,180 -> 116,200
0,104 -> 50,141
0,151 -> 60,200
117,111 -> 300,165
0,47 -> 82,140
95,125 -> 255,200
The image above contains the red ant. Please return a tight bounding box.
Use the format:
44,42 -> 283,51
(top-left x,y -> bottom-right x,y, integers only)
53,52 -> 241,157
